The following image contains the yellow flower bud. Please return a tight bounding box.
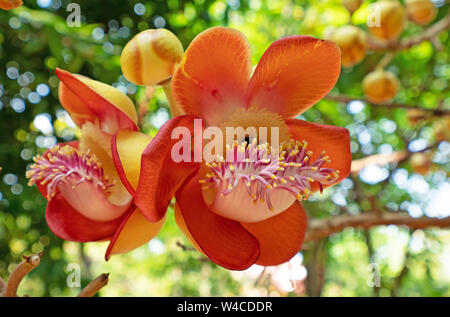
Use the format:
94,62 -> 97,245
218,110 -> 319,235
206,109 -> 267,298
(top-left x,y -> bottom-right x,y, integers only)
121,29 -> 184,86
405,0 -> 437,25
342,0 -> 362,14
368,0 -> 406,41
331,25 -> 368,67
410,152 -> 432,175
0,0 -> 22,10
433,118 -> 450,142
363,70 -> 400,104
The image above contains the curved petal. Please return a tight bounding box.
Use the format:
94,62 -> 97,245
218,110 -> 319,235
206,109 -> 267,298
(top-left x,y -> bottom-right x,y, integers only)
172,27 -> 252,126
111,131 -> 152,196
247,36 -> 341,118
56,68 -> 138,133
105,207 -> 166,260
285,118 -> 351,188
241,202 -> 307,266
134,115 -> 200,222
175,174 -> 260,270
46,193 -> 125,242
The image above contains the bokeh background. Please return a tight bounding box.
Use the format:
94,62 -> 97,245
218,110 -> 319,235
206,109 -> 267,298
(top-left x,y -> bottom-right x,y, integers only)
0,0 -> 449,296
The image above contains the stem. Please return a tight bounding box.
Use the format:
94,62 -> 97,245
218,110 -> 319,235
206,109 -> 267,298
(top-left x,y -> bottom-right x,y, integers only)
161,80 -> 183,117
2,252 -> 42,297
375,52 -> 395,70
78,273 -> 109,297
305,212 -> 450,242
326,93 -> 450,116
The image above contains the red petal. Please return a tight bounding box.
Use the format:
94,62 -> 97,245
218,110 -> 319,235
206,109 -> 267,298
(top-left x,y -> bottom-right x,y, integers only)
46,193 -> 125,242
286,118 -> 352,187
56,68 -> 138,133
241,202 -> 307,266
247,36 -> 341,118
134,115 -> 200,222
172,27 -> 252,125
175,174 -> 260,270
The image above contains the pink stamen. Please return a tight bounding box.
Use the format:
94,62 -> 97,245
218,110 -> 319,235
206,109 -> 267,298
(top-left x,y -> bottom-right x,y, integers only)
26,145 -> 113,200
200,139 -> 340,211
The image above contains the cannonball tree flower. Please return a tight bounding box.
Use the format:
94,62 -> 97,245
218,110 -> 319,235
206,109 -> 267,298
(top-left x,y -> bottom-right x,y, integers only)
26,68 -> 165,259
133,27 -> 351,270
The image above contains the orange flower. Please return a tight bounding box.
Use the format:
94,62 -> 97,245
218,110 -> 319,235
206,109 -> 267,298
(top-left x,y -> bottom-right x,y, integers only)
132,27 -> 351,270
0,0 -> 22,10
26,69 -> 165,260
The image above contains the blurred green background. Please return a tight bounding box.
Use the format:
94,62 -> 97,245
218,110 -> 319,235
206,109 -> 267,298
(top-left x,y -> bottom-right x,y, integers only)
0,0 -> 449,296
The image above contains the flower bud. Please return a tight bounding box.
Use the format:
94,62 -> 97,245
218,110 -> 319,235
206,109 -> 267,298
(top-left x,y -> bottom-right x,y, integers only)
331,25 -> 368,67
342,0 -> 362,14
121,29 -> 184,86
368,0 -> 406,41
363,70 -> 400,104
433,118 -> 450,142
0,0 -> 22,10
405,0 -> 437,25
410,152 -> 432,175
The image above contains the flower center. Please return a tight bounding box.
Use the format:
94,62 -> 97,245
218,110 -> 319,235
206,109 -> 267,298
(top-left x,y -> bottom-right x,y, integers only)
26,145 -> 112,199
26,144 -> 131,221
200,139 -> 340,223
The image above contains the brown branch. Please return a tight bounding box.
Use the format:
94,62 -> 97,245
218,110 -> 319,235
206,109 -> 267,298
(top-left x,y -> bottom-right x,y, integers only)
325,93 -> 450,116
351,150 -> 409,173
350,141 -> 440,173
78,273 -> 109,297
1,252 -> 43,297
305,212 -> 450,242
369,15 -> 450,51
176,241 -> 196,252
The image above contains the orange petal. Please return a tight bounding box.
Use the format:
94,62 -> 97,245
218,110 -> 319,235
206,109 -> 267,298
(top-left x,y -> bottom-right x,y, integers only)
134,115 -> 200,222
175,174 -> 260,270
247,36 -> 341,118
56,68 -> 138,133
46,193 -> 125,242
241,202 -> 307,266
174,202 -> 203,253
172,27 -> 252,126
111,130 -> 152,196
105,207 -> 166,260
285,118 -> 351,188
0,0 -> 22,10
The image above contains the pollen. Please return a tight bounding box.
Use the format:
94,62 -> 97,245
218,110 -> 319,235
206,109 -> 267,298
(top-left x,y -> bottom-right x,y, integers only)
199,139 -> 340,210
26,145 -> 113,200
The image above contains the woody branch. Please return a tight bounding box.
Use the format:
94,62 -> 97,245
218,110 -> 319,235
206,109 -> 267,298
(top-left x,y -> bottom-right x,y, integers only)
0,252 -> 109,297
325,93 -> 450,116
304,212 -> 450,242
